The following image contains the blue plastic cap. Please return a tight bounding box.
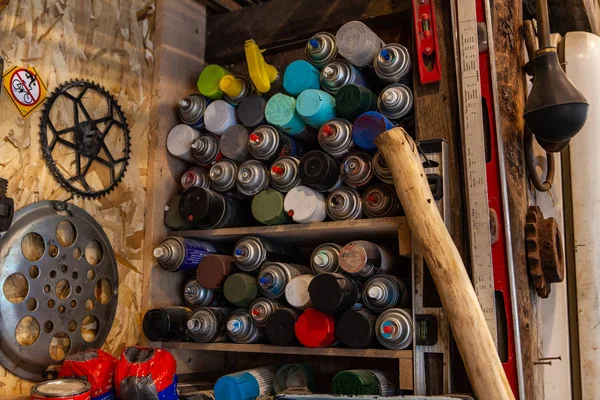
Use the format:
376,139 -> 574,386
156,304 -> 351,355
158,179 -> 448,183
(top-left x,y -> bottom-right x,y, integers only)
234,249 -> 244,256
309,38 -> 320,49
259,276 -> 272,285
380,49 -> 393,61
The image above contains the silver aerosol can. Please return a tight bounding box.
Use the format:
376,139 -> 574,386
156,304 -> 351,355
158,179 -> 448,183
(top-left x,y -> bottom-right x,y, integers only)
363,274 -> 410,313
209,159 -> 237,193
305,32 -> 338,69
377,84 -> 413,122
339,240 -> 393,279
249,297 -> 285,327
234,236 -> 299,272
226,309 -> 265,344
375,308 -> 413,349
341,152 -> 374,188
183,278 -> 225,308
181,167 -> 210,190
167,124 -> 201,163
236,160 -> 270,196
258,262 -> 312,300
249,125 -> 305,163
219,125 -> 250,163
311,243 -> 342,274
373,43 -> 412,84
372,151 -> 393,184
270,156 -> 301,193
179,94 -> 210,129
320,60 -> 369,95
187,307 -> 233,343
318,118 -> 354,159
154,237 -> 218,272
326,187 -> 363,220
362,183 -> 401,218
191,134 -> 222,165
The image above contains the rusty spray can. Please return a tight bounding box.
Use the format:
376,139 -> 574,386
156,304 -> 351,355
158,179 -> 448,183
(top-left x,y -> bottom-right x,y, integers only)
305,32 -> 338,69
187,307 -> 234,343
375,308 -> 413,349
326,187 -> 363,221
233,236 -> 299,272
236,160 -> 270,197
318,118 -> 354,159
339,240 -> 394,279
258,262 -> 311,300
311,243 -> 342,274
270,156 -> 301,193
362,183 -> 402,218
191,134 -> 222,166
181,167 -> 210,191
226,309 -> 265,344
341,151 -> 374,188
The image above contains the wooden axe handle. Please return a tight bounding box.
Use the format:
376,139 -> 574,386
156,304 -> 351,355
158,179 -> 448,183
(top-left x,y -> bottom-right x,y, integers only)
376,128 -> 515,400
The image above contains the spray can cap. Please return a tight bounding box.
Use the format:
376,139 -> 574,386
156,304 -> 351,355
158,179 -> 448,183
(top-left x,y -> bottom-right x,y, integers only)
227,319 -> 242,333
380,49 -> 394,62
219,75 -> 244,98
309,38 -> 321,49
313,253 -> 329,267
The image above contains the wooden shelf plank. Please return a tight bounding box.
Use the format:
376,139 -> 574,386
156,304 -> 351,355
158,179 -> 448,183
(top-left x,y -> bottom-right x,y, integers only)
161,342 -> 412,359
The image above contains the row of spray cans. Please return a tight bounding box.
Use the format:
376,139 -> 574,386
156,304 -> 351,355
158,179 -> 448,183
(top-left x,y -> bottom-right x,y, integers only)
147,236 -> 413,350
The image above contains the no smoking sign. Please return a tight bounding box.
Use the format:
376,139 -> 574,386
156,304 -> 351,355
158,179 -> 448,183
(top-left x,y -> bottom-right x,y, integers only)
2,66 -> 47,118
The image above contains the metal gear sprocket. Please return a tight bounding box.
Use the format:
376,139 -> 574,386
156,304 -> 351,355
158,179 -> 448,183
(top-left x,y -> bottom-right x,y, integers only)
40,80 -> 131,198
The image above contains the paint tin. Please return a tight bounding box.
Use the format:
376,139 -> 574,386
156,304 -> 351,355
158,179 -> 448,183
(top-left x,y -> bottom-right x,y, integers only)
154,237 -> 218,272
179,187 -> 246,229
249,297 -> 285,327
377,83 -> 414,122
362,183 -> 401,218
285,274 -> 314,310
167,124 -> 201,163
265,308 -> 301,346
204,100 -> 238,135
335,84 -> 378,122
352,111 -> 395,153
226,309 -> 265,344
265,93 -> 313,141
283,60 -> 321,96
223,273 -> 258,307
191,134 -> 222,166
310,243 -> 342,274
318,118 -> 354,159
376,308 -> 413,349
58,350 -> 117,400
258,262 -> 311,299
252,189 -> 291,226
209,159 -> 237,192
336,307 -> 378,348
220,75 -> 252,105
196,254 -> 237,290
363,274 -> 410,313
373,43 -> 412,84
179,94 -> 210,129
197,64 -> 230,100
183,278 -> 224,308
270,156 -> 301,193
181,167 -> 210,190
326,186 -> 363,221
187,307 -> 233,343
32,380 -> 92,400
233,236 -> 299,272
248,125 -> 305,163
332,370 -> 395,396
341,151 -> 374,188
273,364 -> 316,394
214,366 -> 276,400
296,89 -> 338,129
320,59 -> 369,95
308,272 -> 360,315
236,160 -> 270,196
339,240 -> 394,279
142,306 -> 192,342
283,185 -> 327,223
295,308 -> 336,347
238,95 -> 267,128
305,32 -> 338,69
299,150 -> 342,192
372,151 -> 393,184
219,125 -> 250,163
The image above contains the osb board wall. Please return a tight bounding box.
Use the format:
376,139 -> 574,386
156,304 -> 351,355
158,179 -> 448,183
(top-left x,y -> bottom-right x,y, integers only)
0,0 -> 154,394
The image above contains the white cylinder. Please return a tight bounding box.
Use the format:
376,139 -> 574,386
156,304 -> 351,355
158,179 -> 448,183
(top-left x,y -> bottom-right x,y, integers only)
166,124 -> 201,163
204,100 -> 238,135
336,21 -> 383,67
285,274 -> 314,310
283,185 -> 327,223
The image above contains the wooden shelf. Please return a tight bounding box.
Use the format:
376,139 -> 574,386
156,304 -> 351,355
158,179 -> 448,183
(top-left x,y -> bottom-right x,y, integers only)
161,342 -> 412,359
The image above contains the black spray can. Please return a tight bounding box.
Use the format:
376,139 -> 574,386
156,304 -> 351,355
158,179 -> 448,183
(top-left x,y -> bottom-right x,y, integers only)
143,306 -> 192,342
187,307 -> 234,343
265,308 -> 301,346
180,187 -> 246,229
308,272 -> 360,315
299,150 -> 342,192
233,236 -> 299,272
336,307 -> 378,348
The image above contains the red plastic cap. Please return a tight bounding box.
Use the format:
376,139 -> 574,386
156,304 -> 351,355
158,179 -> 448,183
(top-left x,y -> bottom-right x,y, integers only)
187,214 -> 194,222
383,325 -> 394,334
295,308 -> 336,348
249,133 -> 261,143
271,165 -> 284,175
367,195 -> 377,203
251,308 -> 260,316
287,210 -> 295,217
322,125 -> 334,136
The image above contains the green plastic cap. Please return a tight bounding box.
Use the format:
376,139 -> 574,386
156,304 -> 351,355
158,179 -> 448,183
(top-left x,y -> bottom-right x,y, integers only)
332,370 -> 379,395
223,273 -> 258,307
197,64 -> 231,100
252,189 -> 290,225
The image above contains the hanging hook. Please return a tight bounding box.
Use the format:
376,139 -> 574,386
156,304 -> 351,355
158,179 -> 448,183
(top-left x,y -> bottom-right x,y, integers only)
525,127 -> 555,192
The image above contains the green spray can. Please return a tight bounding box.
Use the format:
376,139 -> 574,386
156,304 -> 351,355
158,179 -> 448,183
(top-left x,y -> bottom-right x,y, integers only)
332,369 -> 396,396
335,84 -> 378,122
252,189 -> 291,225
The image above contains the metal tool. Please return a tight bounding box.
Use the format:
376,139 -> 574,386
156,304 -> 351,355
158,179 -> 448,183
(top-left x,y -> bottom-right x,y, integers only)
326,187 -> 363,221
341,152 -> 374,188
236,160 -> 269,196
257,262 -> 311,299
412,0 -> 442,84
310,243 -> 342,274
249,297 -> 285,327
187,307 -> 233,343
0,178 -> 14,232
305,32 -> 338,69
270,157 -> 301,193
373,43 -> 412,84
318,118 -> 354,159
226,309 -> 265,344
179,94 -> 210,129
191,134 -> 221,166
376,309 -> 413,350
233,236 -> 298,272
362,183 -> 401,218
181,167 -> 210,190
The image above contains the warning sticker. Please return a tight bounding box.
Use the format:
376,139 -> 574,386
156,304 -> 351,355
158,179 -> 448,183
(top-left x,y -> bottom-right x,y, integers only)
2,66 -> 47,118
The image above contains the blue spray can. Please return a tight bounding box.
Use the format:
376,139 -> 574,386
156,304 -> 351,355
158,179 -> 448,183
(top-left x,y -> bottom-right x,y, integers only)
283,60 -> 321,97
153,237 -> 219,272
352,111 -> 395,153
265,93 -> 315,143
214,366 -> 277,400
296,89 -> 338,129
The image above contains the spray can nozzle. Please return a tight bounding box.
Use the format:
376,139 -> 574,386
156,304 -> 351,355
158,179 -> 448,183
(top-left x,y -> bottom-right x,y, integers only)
271,165 -> 285,175
322,124 -> 334,136
309,38 -> 321,49
380,49 -> 394,62
249,133 -> 261,143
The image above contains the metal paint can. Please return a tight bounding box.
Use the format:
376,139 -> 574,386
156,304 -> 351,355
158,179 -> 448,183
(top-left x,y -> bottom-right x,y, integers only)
187,307 -> 233,343
142,306 -> 192,342
339,240 -> 393,279
179,94 -> 210,129
270,156 -> 301,193
362,183 -> 401,218
233,236 -> 299,272
223,273 -> 258,308
318,118 -> 354,159
249,297 -> 286,327
363,274 -> 410,313
285,274 -> 314,310
181,167 -> 210,190
191,134 -> 222,166
219,125 -> 250,163
373,43 -> 412,84
336,307 -> 378,348
283,185 -> 327,223
258,262 -> 311,300
179,187 -> 246,229
310,243 -> 342,274
305,32 -> 338,69
341,151 -> 374,188
265,308 -> 301,346
299,150 -> 342,192
209,159 -> 237,193
375,308 -> 413,349
372,151 -> 393,184
226,309 -> 265,344
326,187 -> 363,221
32,380 -> 92,400
166,124 -> 201,163
236,160 -> 270,196
248,125 -> 305,163
308,272 -> 360,315
377,83 -> 414,122
154,237 -> 218,272
183,278 -> 224,308
320,59 -> 369,95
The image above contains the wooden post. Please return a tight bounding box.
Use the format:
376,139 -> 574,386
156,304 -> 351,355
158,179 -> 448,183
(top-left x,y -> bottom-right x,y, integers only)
376,128 -> 515,400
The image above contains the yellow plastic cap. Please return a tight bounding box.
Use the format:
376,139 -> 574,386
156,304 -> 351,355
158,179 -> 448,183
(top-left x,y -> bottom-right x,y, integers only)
219,75 -> 244,98
245,39 -> 279,93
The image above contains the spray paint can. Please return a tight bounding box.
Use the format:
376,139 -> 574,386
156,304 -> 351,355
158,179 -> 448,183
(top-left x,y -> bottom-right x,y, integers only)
258,262 -> 311,299
181,167 -> 210,190
335,84 -> 378,122
336,307 -> 378,348
339,240 -> 394,279
318,118 -> 354,159
310,243 -> 342,274
320,59 -> 369,95
220,75 -> 252,105
308,272 -> 360,315
296,89 -> 338,129
154,237 -> 218,272
283,185 -> 327,223
285,275 -> 314,310
167,124 -> 201,163
336,20 -> 384,67
274,364 -> 316,394
270,156 -> 301,193
252,189 -> 291,226
179,94 -> 210,129
196,254 -> 237,290
363,274 -> 410,313
341,151 -> 374,188
295,308 -> 336,347
179,187 -> 245,229
191,134 -> 222,166
236,160 -> 270,196
326,187 -> 363,221
204,100 -> 238,135
362,183 -> 401,218
214,366 -> 276,400
219,125 -> 250,163
299,150 -> 342,192
197,64 -> 231,100
372,151 -> 393,184
377,83 -> 414,122
164,195 -> 195,231
376,308 -> 413,349
249,297 -> 285,327
226,309 -> 265,344
283,60 -> 321,97
223,273 -> 258,307
183,278 -> 224,308
187,307 -> 233,343
265,308 -> 301,346
373,43 -> 412,84
265,93 -> 314,142
209,159 -> 237,193
238,95 -> 267,129
332,370 -> 395,396
305,32 -> 338,69
233,236 -> 299,272
248,125 -> 305,163
352,111 -> 395,153
142,306 -> 192,342
31,380 -> 92,400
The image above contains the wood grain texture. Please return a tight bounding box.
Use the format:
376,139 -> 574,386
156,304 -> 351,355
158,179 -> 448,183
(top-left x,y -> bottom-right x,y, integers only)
376,128 -> 514,400
0,0 -> 152,394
